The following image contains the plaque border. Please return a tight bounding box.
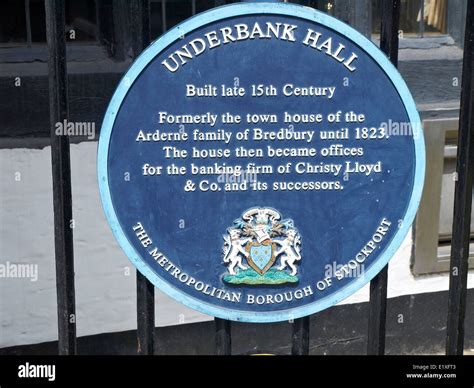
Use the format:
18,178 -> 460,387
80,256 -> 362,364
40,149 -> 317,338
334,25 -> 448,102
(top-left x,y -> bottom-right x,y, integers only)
98,2 -> 425,323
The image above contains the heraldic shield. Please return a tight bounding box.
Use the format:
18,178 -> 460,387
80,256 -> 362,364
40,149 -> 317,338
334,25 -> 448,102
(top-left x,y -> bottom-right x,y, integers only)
246,241 -> 276,275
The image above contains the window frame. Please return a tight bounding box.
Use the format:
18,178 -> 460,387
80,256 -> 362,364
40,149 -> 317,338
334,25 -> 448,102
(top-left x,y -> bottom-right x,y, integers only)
413,118 -> 474,275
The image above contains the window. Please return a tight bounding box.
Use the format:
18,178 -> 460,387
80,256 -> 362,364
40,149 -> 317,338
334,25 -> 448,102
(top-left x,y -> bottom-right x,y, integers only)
287,1 -> 335,15
373,0 -> 447,37
0,0 -> 98,47
413,119 -> 474,275
150,0 -> 240,37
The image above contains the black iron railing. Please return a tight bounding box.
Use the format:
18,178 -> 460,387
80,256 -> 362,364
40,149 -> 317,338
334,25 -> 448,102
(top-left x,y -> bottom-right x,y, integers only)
43,0 -> 474,356
45,0 -> 77,356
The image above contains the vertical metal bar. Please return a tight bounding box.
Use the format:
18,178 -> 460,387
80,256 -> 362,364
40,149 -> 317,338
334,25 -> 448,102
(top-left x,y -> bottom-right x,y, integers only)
192,0 -> 196,16
380,0 -> 400,64
162,0 -> 167,33
45,0 -> 76,356
215,318 -> 231,355
367,0 -> 400,356
136,272 -> 155,355
291,317 -> 310,355
446,0 -> 474,356
94,0 -> 100,42
367,267 -> 388,354
130,0 -> 151,56
25,0 -> 32,47
419,0 -> 425,38
129,0 -> 155,355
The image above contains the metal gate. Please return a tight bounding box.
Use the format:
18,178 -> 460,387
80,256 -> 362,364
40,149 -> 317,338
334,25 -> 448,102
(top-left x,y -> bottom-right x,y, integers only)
38,0 -> 474,356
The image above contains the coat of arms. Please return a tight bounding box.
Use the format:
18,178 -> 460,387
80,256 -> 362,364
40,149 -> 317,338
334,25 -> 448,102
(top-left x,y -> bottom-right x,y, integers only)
222,207 -> 301,285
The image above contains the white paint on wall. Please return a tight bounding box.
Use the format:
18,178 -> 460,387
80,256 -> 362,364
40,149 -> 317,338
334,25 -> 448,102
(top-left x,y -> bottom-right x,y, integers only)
0,141 -> 472,348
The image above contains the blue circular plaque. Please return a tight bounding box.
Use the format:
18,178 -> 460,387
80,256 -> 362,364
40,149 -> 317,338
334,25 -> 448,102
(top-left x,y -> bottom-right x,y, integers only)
98,3 -> 425,322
